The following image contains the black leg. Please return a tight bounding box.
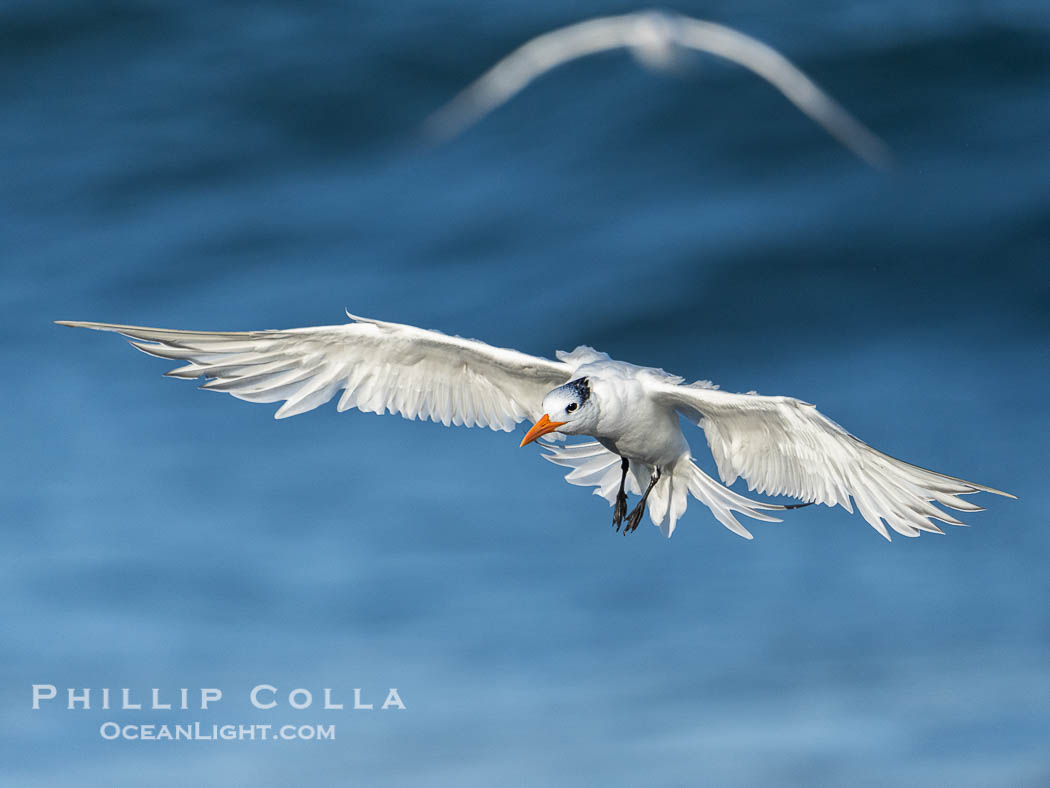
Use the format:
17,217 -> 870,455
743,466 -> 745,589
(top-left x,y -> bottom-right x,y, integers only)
612,457 -> 629,531
625,469 -> 661,534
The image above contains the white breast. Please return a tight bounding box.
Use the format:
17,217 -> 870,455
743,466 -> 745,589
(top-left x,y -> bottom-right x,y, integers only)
584,365 -> 690,467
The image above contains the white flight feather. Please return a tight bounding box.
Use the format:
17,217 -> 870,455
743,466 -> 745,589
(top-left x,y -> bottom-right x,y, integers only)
651,383 -> 1015,540
424,9 -> 891,168
56,315 -> 574,431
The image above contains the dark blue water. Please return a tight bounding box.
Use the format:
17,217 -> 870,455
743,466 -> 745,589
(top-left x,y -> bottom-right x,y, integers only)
3,1 -> 1048,785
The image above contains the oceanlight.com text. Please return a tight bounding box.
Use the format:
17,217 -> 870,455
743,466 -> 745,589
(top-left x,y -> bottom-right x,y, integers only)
99,722 -> 336,741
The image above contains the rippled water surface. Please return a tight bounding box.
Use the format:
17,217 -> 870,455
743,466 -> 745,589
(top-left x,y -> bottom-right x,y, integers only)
3,1 -> 1048,785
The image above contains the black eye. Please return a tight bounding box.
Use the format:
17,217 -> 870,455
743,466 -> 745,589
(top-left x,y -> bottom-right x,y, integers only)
566,402 -> 578,413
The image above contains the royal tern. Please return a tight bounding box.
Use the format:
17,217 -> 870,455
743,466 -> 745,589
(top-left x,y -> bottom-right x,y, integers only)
57,313 -> 1012,540
425,10 -> 891,168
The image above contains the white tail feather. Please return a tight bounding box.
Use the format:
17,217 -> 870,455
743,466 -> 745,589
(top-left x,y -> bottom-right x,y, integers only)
540,441 -> 784,538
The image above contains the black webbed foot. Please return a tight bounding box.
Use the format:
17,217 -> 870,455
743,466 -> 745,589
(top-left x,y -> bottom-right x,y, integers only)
612,456 -> 630,532
613,491 -> 629,530
622,468 -> 661,535
624,501 -> 646,534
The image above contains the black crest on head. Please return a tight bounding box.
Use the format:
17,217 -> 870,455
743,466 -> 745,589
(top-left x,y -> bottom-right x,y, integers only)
568,377 -> 590,404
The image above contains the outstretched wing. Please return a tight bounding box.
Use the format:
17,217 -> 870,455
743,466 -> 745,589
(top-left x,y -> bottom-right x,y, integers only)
652,383 -> 1014,540
424,14 -> 638,141
57,313 -> 573,430
671,16 -> 890,168
424,11 -> 889,167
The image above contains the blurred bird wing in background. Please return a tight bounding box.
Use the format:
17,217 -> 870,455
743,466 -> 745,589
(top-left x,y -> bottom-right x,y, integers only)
56,315 -> 573,427
424,10 -> 890,168
652,382 -> 1015,540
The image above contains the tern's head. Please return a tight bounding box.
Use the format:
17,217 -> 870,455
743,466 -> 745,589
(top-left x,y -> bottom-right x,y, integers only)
520,377 -> 596,446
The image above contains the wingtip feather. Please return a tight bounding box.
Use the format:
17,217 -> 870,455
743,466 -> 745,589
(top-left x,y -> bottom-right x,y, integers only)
345,308 -> 381,325
56,320 -> 106,329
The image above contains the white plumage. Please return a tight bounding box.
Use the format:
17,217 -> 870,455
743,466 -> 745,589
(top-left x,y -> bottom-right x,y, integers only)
425,9 -> 891,168
57,313 -> 1012,540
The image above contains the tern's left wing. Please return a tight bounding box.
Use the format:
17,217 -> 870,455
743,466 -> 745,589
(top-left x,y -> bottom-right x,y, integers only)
57,314 -> 573,430
652,382 -> 1014,539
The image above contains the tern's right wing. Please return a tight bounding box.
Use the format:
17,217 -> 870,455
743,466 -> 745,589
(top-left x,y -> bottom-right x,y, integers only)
57,313 -> 574,430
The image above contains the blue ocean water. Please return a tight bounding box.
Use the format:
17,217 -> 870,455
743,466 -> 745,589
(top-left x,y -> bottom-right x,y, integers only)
3,1 -> 1048,785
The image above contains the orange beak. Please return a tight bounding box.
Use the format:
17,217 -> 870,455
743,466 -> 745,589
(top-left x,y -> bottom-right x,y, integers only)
520,414 -> 566,447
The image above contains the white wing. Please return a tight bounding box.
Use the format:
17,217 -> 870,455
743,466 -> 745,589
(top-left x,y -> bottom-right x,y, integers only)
653,382 -> 1014,540
424,10 -> 889,167
57,313 -> 573,430
425,14 -> 641,141
671,16 -> 890,168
